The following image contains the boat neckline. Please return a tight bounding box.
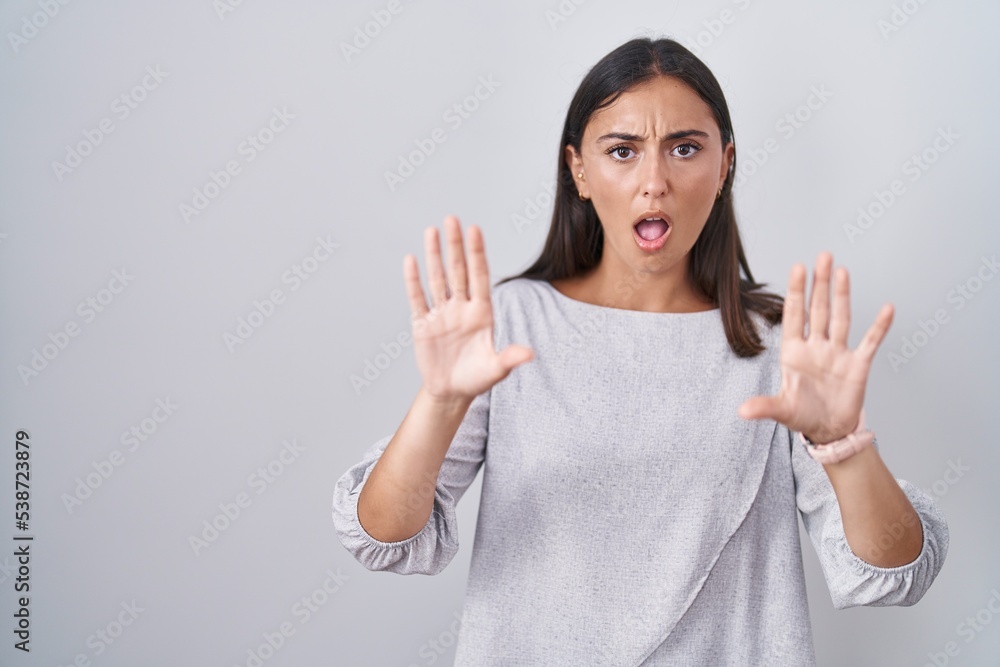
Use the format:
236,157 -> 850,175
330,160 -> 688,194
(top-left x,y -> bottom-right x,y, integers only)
536,278 -> 722,317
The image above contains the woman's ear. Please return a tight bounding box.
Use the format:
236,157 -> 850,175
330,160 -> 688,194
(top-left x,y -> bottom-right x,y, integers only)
720,141 -> 735,185
565,144 -> 583,174
565,144 -> 586,196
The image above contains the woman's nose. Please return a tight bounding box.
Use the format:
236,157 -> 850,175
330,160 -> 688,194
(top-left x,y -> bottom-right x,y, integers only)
641,152 -> 669,198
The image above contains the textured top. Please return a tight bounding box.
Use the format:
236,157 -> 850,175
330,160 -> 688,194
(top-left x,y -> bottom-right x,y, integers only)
332,277 -> 949,666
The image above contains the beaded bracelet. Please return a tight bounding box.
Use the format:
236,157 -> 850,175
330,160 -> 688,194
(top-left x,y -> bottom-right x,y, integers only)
798,407 -> 877,465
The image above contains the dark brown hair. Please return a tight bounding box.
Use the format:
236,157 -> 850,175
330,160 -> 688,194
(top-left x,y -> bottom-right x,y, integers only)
496,37 -> 783,358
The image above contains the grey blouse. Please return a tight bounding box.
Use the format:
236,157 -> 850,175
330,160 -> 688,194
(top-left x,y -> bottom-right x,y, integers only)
332,277 -> 949,666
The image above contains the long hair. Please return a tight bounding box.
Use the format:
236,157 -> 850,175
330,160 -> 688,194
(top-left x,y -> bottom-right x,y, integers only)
496,37 -> 784,358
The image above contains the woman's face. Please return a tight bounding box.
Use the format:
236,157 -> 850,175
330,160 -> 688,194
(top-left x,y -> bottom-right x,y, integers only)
566,75 -> 734,288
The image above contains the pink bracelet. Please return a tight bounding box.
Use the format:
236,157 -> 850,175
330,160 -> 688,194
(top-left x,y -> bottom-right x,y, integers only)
798,408 -> 876,465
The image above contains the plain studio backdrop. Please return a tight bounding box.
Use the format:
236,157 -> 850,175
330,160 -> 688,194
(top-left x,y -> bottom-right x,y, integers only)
1,1 -> 997,665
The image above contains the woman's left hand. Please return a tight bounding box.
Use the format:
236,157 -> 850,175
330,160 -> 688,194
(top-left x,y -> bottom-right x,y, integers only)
737,252 -> 895,443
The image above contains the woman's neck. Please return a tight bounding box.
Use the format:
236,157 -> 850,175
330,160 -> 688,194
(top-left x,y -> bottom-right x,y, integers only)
550,262 -> 715,314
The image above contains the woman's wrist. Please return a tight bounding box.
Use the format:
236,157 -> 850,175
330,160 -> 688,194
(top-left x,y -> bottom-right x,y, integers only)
799,409 -> 875,465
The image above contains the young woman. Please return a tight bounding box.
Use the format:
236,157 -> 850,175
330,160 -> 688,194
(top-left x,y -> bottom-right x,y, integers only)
333,37 -> 948,665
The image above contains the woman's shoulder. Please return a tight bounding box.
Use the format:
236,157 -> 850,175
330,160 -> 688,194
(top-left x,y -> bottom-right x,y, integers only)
491,276 -> 548,306
491,279 -> 541,328
739,307 -> 785,361
748,307 -> 780,332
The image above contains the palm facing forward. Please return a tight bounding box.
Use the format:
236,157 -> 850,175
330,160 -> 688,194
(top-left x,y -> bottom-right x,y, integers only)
738,252 -> 895,444
404,216 -> 534,403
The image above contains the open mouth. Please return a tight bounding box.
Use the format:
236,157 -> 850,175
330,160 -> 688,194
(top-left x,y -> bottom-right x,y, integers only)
634,217 -> 669,241
633,212 -> 671,251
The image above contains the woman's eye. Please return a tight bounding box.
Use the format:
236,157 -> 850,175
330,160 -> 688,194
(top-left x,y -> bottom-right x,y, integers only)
606,142 -> 702,161
673,142 -> 701,157
609,145 -> 634,160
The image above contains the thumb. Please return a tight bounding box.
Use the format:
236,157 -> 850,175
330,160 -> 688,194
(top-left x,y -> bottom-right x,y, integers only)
496,345 -> 534,374
738,395 -> 782,421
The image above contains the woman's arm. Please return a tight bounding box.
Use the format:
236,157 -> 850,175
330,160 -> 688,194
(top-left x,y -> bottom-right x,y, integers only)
741,251 -> 948,600
790,424 -> 949,609
821,444 -> 923,567
332,384 -> 491,575
357,387 -> 473,543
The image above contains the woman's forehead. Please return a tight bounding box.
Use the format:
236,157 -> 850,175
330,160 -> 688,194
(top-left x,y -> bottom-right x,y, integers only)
585,77 -> 717,140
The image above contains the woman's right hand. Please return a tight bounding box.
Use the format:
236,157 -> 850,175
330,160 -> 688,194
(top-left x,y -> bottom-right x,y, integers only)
404,215 -> 534,404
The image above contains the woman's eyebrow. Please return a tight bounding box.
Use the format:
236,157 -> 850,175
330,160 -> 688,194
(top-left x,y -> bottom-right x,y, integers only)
595,129 -> 710,142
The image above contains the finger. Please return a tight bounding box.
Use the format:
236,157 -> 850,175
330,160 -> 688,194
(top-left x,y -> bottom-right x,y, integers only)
808,252 -> 832,341
738,395 -> 790,423
424,225 -> 448,307
444,215 -> 469,300
829,266 -> 850,347
783,263 -> 807,343
856,303 -> 895,363
497,344 -> 535,373
467,224 -> 491,301
403,254 -> 429,320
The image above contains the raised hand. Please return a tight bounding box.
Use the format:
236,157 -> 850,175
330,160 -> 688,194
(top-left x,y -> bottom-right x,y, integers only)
737,252 -> 895,444
404,215 -> 534,403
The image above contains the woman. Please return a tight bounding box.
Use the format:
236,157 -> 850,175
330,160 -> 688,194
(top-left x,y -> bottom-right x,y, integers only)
332,37 -> 948,665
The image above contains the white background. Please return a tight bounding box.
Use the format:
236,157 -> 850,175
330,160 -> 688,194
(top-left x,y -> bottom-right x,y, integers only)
1,0 -> 997,665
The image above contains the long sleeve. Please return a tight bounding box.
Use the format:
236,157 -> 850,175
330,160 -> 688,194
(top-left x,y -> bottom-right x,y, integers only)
331,385 -> 490,575
790,423 -> 950,609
